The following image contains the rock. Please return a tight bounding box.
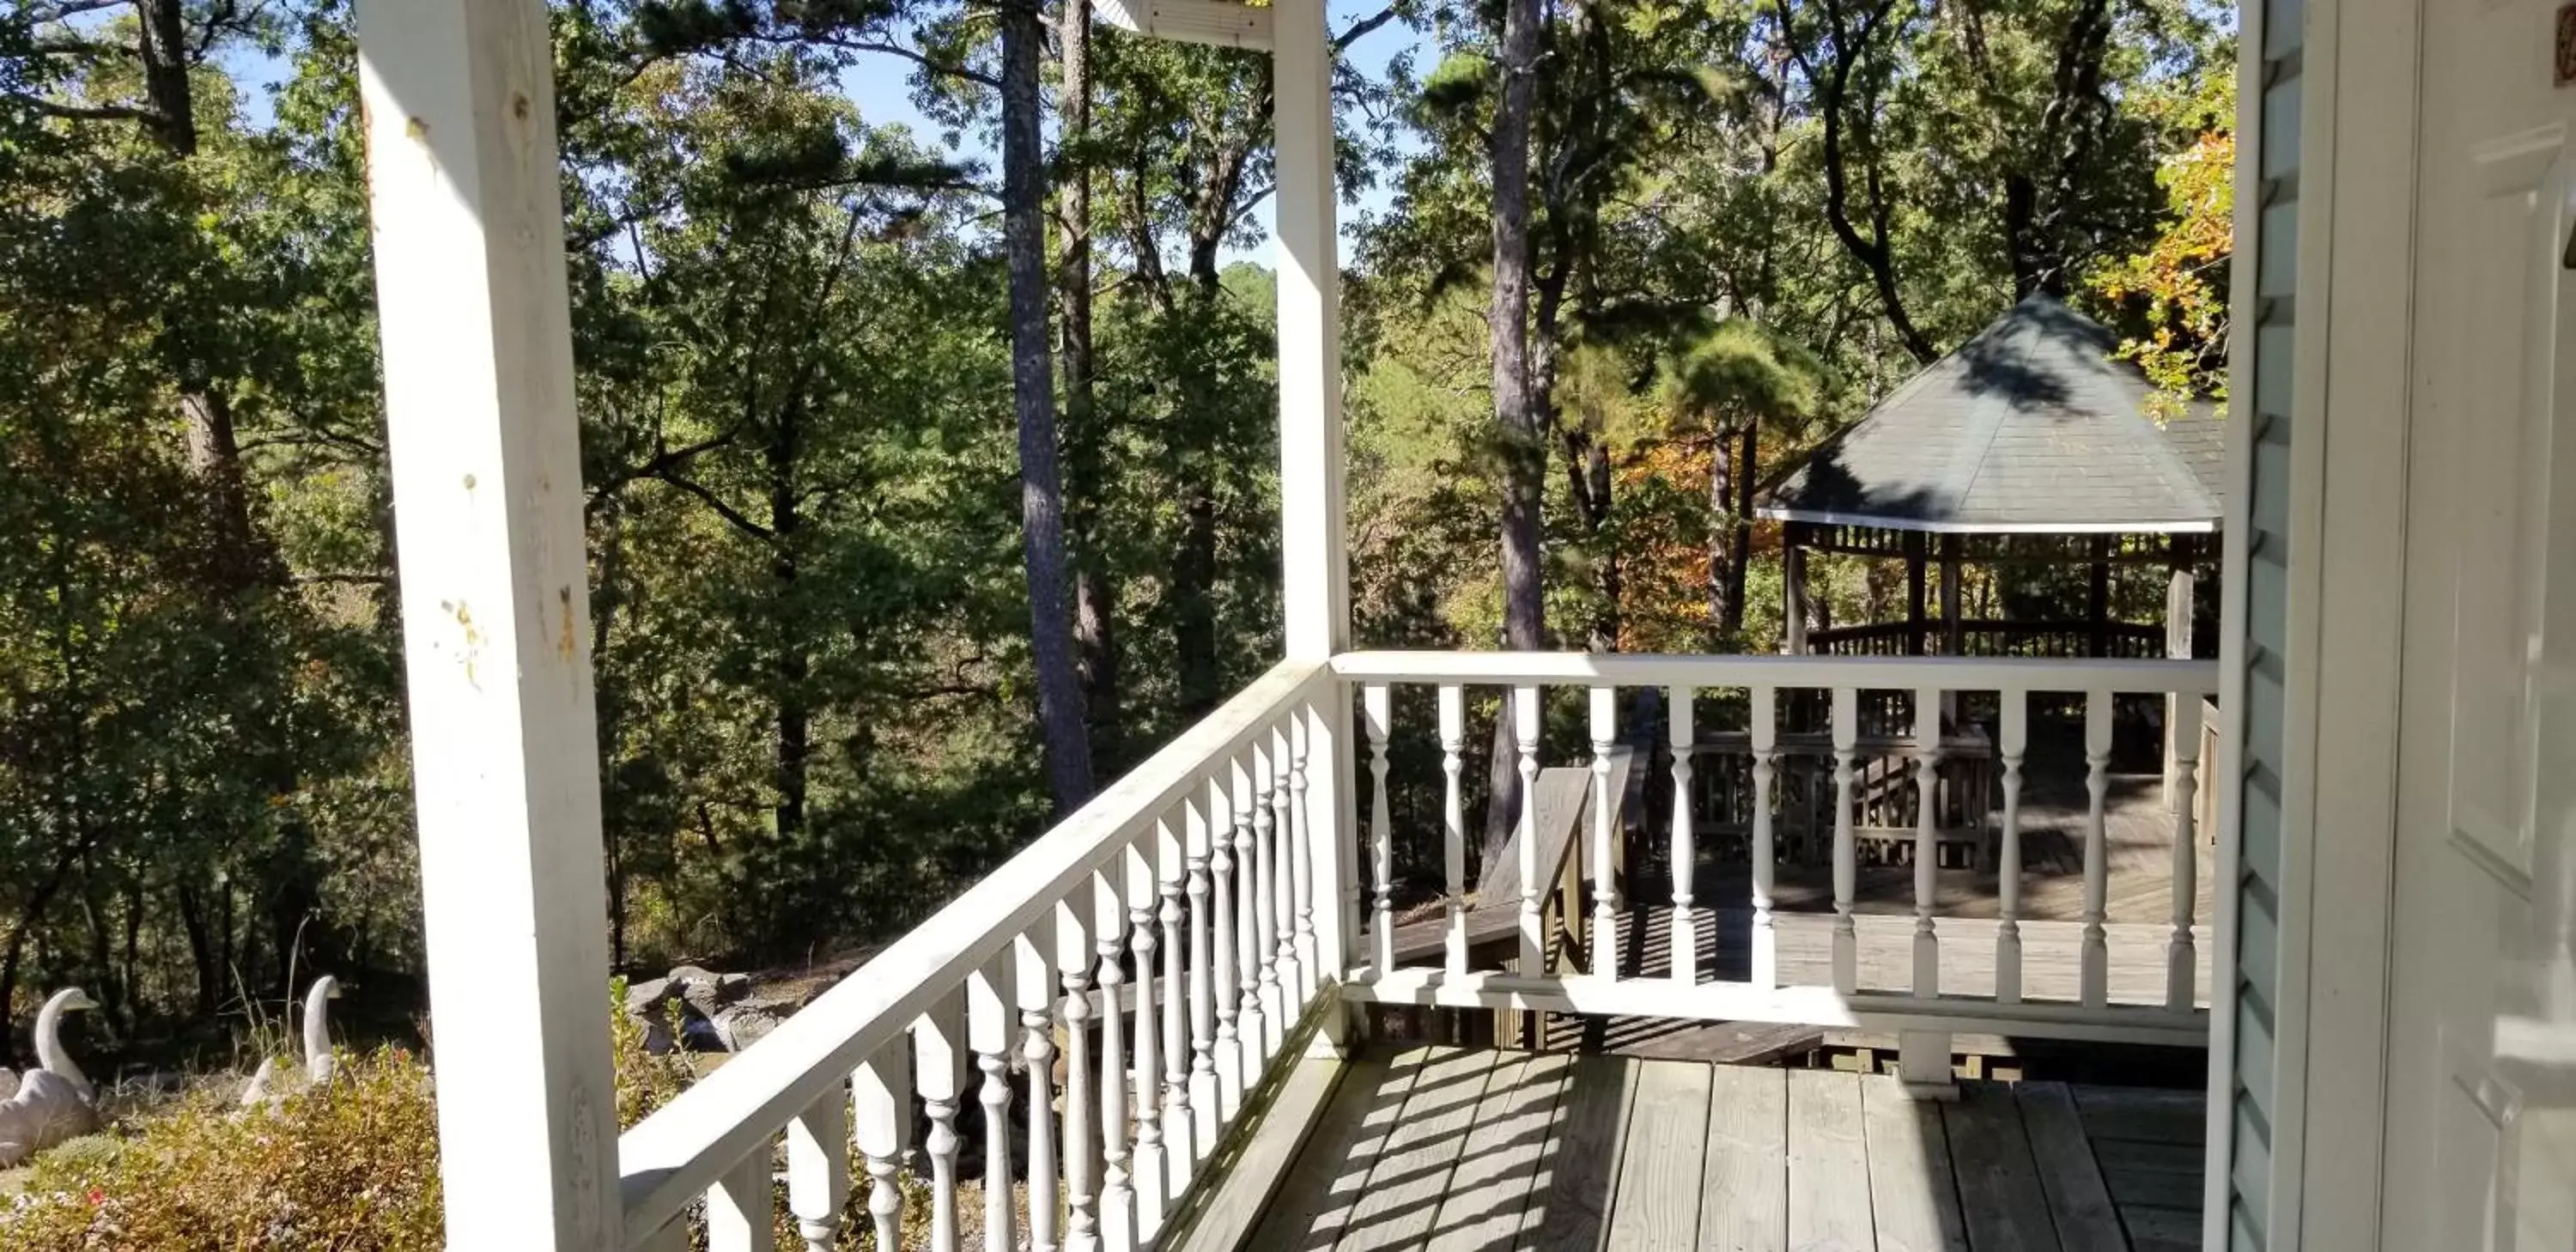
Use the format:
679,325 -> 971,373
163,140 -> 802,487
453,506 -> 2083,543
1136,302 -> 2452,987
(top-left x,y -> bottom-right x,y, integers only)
623,976 -> 672,1016
711,1000 -> 788,1052
667,965 -> 750,1019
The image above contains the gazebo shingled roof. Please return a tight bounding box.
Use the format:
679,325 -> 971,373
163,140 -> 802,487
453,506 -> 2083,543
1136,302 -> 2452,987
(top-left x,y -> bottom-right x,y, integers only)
1757,294 -> 2226,535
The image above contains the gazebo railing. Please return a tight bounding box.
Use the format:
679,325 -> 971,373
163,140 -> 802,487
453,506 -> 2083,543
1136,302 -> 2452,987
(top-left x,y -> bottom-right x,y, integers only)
1807,618 -> 2167,659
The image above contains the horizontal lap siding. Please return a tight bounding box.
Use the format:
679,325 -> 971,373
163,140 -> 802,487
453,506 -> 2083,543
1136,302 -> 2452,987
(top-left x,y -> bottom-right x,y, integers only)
2231,0 -> 2303,1243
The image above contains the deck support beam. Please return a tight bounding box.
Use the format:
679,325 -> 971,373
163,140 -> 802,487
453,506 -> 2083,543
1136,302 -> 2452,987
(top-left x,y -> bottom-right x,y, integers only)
355,1 -> 619,1245
1272,0 -> 1354,1032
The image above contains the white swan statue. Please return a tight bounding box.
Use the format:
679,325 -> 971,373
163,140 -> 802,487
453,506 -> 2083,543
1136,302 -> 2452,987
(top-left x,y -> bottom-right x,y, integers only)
239,975 -> 342,1109
0,988 -> 100,1166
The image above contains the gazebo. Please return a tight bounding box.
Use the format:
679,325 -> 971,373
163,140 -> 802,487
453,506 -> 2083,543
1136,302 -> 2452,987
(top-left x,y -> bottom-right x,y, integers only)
1759,295 -> 2225,660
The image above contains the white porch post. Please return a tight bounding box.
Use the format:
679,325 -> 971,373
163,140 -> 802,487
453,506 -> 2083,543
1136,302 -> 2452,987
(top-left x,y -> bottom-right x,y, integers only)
1273,0 -> 1356,1012
356,3 -> 620,1247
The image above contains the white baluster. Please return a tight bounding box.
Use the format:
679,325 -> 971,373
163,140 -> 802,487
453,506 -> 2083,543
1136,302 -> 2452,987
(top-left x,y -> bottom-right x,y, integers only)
1514,684 -> 1543,973
1438,685 -> 1469,975
968,951 -> 1018,1252
787,1085 -> 849,1252
916,995 -> 966,1252
1159,812 -> 1196,1196
854,1037 -> 910,1252
1668,686 -> 1698,986
1589,687 -> 1620,978
1231,755 -> 1267,1073
1096,868 -> 1137,1252
2082,689 -> 2112,1008
1018,921 -> 1060,1252
1832,687 -> 1859,995
1209,775 -> 1244,1118
1271,726 -> 1299,1016
1288,711 -> 1317,1004
1188,793 -> 1221,1152
1125,834 -> 1167,1237
1997,694 -> 2027,1006
1250,741 -> 1283,1054
1913,688 -> 1942,998
1060,896 -> 1100,1252
2167,698 -> 2202,1012
708,1146 -> 777,1252
1364,683 -> 1394,977
1750,685 -> 1778,990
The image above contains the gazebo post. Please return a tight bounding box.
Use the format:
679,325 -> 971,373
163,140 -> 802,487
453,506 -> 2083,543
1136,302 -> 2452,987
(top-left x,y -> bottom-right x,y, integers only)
2164,563 -> 2197,811
1939,533 -> 1965,657
1905,532 -> 1929,656
2087,534 -> 2113,657
1783,526 -> 1810,655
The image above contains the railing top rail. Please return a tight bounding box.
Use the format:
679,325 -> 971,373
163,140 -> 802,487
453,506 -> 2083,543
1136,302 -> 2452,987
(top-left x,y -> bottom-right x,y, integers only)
1330,649 -> 2222,696
615,657 -> 1332,1240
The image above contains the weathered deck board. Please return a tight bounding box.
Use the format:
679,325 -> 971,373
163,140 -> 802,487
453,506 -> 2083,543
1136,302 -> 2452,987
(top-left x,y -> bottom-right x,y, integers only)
2018,1083 -> 2128,1252
1698,1065 -> 1787,1252
1787,1069 -> 1875,1252
1235,1049 -> 2208,1252
1340,1048 -> 1501,1252
1861,1074 -> 1967,1252
1423,1052 -> 1571,1252
1605,1057 -> 1713,1252
1945,1083 -> 2059,1252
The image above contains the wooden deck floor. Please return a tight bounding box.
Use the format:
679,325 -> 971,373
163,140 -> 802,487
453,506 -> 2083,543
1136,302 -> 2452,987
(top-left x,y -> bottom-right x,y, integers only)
1238,1047 -> 2205,1252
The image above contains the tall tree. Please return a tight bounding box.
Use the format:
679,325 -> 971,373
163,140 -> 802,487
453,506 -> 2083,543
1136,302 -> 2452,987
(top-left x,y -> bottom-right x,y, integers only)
1003,0 -> 1095,812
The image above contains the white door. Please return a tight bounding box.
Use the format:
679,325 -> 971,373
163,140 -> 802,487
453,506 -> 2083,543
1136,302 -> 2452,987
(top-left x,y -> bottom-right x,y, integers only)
2385,0 -> 2576,1243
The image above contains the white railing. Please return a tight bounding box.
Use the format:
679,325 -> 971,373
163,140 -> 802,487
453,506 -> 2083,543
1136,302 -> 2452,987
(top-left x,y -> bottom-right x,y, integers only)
1332,651 -> 2222,1049
614,648 -> 2222,1246
617,659 -> 1340,1249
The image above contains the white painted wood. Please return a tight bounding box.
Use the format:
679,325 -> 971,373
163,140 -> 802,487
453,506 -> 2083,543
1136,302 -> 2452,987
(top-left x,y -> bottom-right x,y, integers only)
1364,684 -> 1394,976
1272,0 -> 1346,664
1184,796 -> 1219,1158
2081,690 -> 2112,1009
1438,685 -> 1469,973
2384,21 -> 2576,1249
1094,869 -> 1136,1252
1669,687 -> 1699,986
1017,921 -> 1060,1252
1249,739 -> 1283,1057
785,1087 -> 848,1252
854,1038 -> 910,1252
1333,651 -> 2221,696
1750,685 -> 1778,989
1590,686 -> 1621,978
352,3 -> 617,1244
1285,714 -> 1317,1005
915,995 -> 966,1252
1156,815 -> 1194,1198
1208,773 -> 1243,1121
1094,0 -> 1272,47
1913,687 -> 1942,1000
706,1148 -> 776,1252
968,951 -> 1018,1252
1123,833 -> 1166,1237
617,663 -> 1325,1237
2166,701 -> 2201,1014
1998,693 -> 2027,1006
1060,893 -> 1100,1252
1340,969 -> 2208,1047
1832,688 -> 1859,995
1231,752 -> 1267,1076
1308,694 -> 1356,1024
1514,684 -> 1545,973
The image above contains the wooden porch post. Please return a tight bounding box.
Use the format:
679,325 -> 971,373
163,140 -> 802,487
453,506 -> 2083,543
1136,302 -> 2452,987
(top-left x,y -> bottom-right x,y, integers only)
1939,532 -> 1965,656
355,3 -> 619,1245
1273,0 -> 1355,1014
2088,533 -> 2113,657
2165,566 -> 2196,811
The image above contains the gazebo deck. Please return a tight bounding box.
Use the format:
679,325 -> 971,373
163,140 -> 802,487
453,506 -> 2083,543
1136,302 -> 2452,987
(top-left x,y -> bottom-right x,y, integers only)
1228,1046 -> 2204,1252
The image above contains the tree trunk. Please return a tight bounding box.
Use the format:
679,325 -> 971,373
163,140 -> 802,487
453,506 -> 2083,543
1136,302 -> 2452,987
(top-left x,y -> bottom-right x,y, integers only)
1059,0 -> 1121,768
1708,430 -> 1734,647
1483,0 -> 1547,871
1174,486 -> 1222,720
1004,0 -> 1096,815
1721,423 -> 1757,642
769,402 -> 809,863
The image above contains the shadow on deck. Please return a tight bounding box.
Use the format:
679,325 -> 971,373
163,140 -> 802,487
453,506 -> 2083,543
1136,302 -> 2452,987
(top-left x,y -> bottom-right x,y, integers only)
1220,1045 -> 2203,1252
